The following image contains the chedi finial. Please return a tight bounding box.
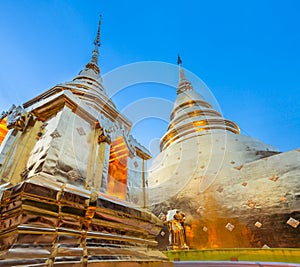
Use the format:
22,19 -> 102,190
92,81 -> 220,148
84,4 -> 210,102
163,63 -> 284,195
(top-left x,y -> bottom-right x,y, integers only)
94,15 -> 102,47
91,15 -> 102,65
178,54 -> 186,82
177,54 -> 193,94
177,54 -> 182,65
86,15 -> 103,74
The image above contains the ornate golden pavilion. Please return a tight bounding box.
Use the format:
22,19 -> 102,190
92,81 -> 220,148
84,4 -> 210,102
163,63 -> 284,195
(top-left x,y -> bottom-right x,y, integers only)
0,16 -> 171,267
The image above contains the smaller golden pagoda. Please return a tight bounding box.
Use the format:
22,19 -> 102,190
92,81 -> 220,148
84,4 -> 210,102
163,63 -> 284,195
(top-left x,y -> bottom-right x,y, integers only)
0,16 -> 171,267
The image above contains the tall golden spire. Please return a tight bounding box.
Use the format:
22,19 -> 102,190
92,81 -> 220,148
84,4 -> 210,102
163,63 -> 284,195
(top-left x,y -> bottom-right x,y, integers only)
177,54 -> 193,94
91,15 -> 102,65
85,15 -> 102,74
159,55 -> 240,150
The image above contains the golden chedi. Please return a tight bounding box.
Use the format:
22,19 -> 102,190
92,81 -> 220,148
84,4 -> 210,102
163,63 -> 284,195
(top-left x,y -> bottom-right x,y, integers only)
148,56 -> 300,249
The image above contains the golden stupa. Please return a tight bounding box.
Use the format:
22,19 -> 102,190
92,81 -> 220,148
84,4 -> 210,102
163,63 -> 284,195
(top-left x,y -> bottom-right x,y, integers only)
148,56 -> 300,249
0,14 -> 299,267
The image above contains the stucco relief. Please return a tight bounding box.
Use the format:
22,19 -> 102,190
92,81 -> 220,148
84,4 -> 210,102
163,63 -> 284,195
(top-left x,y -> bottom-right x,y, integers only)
1,105 -> 28,131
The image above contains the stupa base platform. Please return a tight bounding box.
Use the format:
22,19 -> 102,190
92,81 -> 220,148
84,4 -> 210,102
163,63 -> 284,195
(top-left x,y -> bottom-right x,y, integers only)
0,174 -> 170,266
0,260 -> 173,267
164,248 -> 300,265
173,261 -> 300,267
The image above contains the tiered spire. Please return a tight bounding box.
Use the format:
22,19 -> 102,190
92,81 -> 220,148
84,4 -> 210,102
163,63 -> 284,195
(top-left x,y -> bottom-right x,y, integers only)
91,15 -> 102,65
69,14 -> 112,105
85,15 -> 102,74
159,55 -> 240,151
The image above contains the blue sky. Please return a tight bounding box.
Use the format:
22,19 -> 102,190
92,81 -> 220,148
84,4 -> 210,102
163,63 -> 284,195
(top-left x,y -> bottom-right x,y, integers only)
0,0 -> 299,155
